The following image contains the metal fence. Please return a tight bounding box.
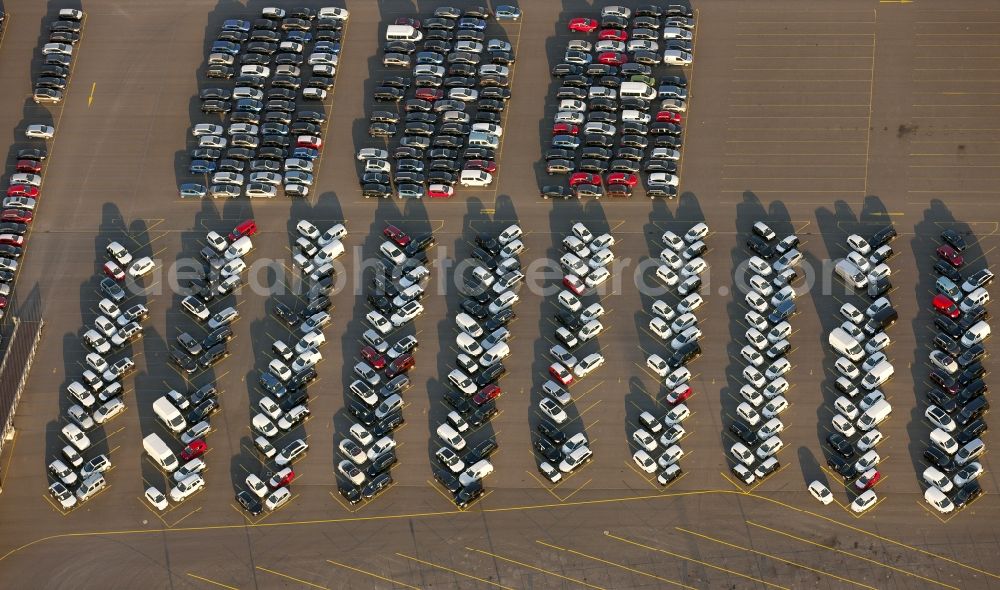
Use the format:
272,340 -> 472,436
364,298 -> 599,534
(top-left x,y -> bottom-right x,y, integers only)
0,285 -> 44,454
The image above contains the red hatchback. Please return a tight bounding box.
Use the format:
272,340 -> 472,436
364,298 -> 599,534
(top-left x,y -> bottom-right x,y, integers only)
606,173 -> 637,187
598,51 -> 628,65
385,354 -> 415,379
229,218 -> 257,241
416,88 -> 444,101
15,160 -> 42,174
568,17 -> 598,33
428,184 -> 453,198
394,17 -> 421,28
563,274 -> 586,295
180,439 -> 207,461
6,185 -> 38,198
656,110 -> 682,124
666,385 -> 692,405
599,28 -> 628,41
383,224 -> 410,246
465,160 -> 496,173
0,234 -> 24,247
1,209 -> 32,224
937,244 -> 964,268
103,261 -> 126,281
552,122 -> 579,136
472,384 -> 501,405
548,362 -> 574,386
569,172 -> 601,187
855,469 -> 881,490
360,345 -> 387,370
932,294 -> 960,319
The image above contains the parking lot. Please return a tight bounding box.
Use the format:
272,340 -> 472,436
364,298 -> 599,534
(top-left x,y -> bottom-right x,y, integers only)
1,0 -> 1000,587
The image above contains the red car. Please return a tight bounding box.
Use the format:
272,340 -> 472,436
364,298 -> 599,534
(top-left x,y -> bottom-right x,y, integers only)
360,345 -> 387,370
932,294 -> 960,319
465,160 -> 496,173
569,172 -> 601,187
296,135 -> 322,150
552,122 -> 579,136
386,354 -> 414,378
656,110 -> 682,124
548,362 -> 574,386
855,469 -> 880,490
229,219 -> 257,241
563,274 -> 586,295
394,17 -> 421,28
383,224 -> 410,246
103,261 -> 126,281
597,51 -> 628,65
416,88 -> 444,101
180,439 -> 207,461
269,468 -> 295,488
1,209 -> 32,224
606,173 -> 638,187
666,385 -> 692,405
15,160 -> 42,174
937,244 -> 964,268
0,234 -> 24,247
7,185 -> 38,198
568,18 -> 598,33
472,384 -> 501,405
0,297 -> 8,309
599,28 -> 628,41
428,184 -> 453,198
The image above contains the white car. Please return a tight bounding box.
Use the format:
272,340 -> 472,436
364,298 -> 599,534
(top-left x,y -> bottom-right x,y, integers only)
144,486 -> 169,511
581,303 -> 605,322
169,474 -> 206,502
366,310 -> 392,334
663,403 -> 690,426
633,429 -> 657,452
808,481 -> 833,505
856,429 -> 883,452
573,353 -> 605,378
173,458 -> 207,482
25,124 -> 55,139
761,396 -> 788,419
647,354 -> 670,376
677,293 -> 704,314
929,350 -> 958,374
338,460 -> 366,485
745,291 -> 768,313
265,487 -> 292,511
953,462 -> 984,487
731,442 -> 755,466
831,414 -> 856,437
834,396 -> 859,420
539,397 -> 567,423
633,449 -> 656,473
755,436 -> 783,460
671,326 -> 701,350
664,367 -> 690,389
925,486 -> 955,514
61,423 -> 91,451
850,490 -> 877,513
847,234 -> 871,255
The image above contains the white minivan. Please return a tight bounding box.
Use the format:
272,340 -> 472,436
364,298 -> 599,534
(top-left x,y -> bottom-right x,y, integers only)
460,169 -> 493,187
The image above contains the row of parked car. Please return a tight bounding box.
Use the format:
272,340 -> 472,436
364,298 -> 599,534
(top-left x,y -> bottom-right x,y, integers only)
180,6 -> 350,199
332,224 -> 432,504
434,223 -> 524,505
922,229 -> 990,514
48,237 -> 150,510
32,9 -> 86,104
358,6 -> 518,199
542,5 -> 695,198
812,226 -> 898,513
636,222 -> 709,484
537,222 -> 616,481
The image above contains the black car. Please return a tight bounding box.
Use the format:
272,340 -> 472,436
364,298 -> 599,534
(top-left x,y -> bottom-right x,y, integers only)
826,433 -> 855,458
273,301 -> 299,326
287,368 -> 317,391
953,481 -> 983,508
869,226 -> 897,248
746,235 -> 775,259
484,308 -> 515,331
933,260 -> 962,282
926,388 -> 958,414
454,480 -> 484,508
169,347 -> 198,374
362,183 -> 390,198
466,438 -> 498,464
187,397 -> 219,423
372,412 -> 405,437
956,363 -> 985,387
533,437 -> 563,462
955,379 -> 987,406
933,333 -> 961,356
729,421 -> 759,446
362,472 -> 393,499
236,490 -> 263,515
826,454 -> 855,479
259,371 -> 287,397
434,469 -> 463,493
443,389 -> 473,414
924,447 -> 954,472
365,449 -> 397,479
929,368 -> 959,394
668,343 -> 701,368
199,344 -> 229,368
956,396 -> 989,426
935,316 -> 963,339
941,229 -> 967,251
556,310 -> 583,331
468,401 -> 498,427
17,148 -> 46,161
956,419 -> 987,445
552,63 -> 583,76
537,420 -> 567,445
957,307 -> 989,331
367,294 -> 394,314
474,363 -> 505,387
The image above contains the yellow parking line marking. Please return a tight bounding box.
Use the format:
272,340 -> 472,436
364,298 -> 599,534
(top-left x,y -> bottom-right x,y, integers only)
395,553 -> 513,589
604,532 -> 789,589
675,527 -> 876,589
186,572 -> 238,590
746,521 -> 959,589
535,540 -> 697,590
326,559 -> 420,590
557,478 -> 593,502
465,546 -> 606,589
255,566 -> 328,589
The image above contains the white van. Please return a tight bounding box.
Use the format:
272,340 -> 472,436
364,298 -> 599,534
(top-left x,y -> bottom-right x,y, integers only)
621,109 -> 650,124
455,313 -> 484,337
436,423 -> 466,450
861,360 -> 893,390
460,169 -> 493,186
153,397 -> 187,433
315,239 -> 345,263
828,328 -> 865,362
835,259 -> 868,289
143,433 -> 179,472
962,320 -> 991,347
468,132 -> 499,149
479,342 -> 510,367
224,235 -> 253,260
75,473 -> 107,501
620,81 -> 656,100
857,399 -> 892,431
385,24 -> 422,42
